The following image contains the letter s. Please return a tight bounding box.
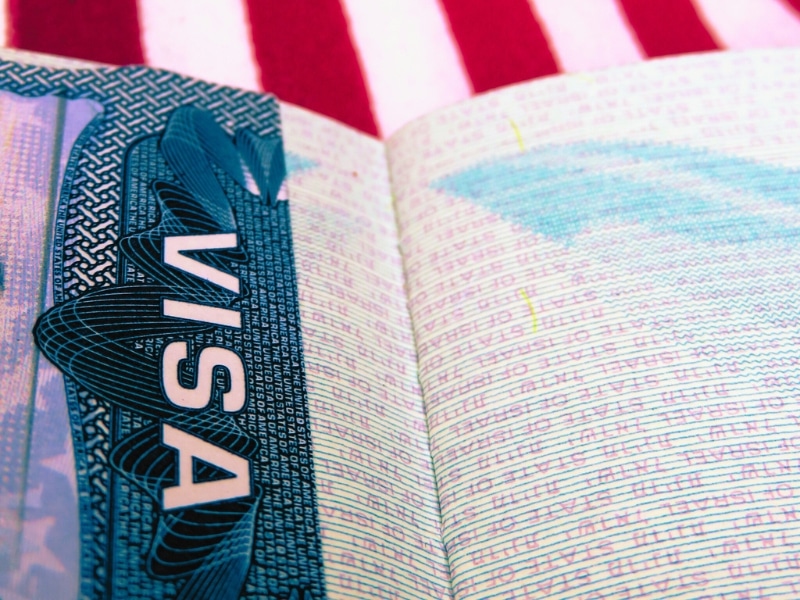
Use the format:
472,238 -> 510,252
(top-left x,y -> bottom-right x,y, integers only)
162,341 -> 246,412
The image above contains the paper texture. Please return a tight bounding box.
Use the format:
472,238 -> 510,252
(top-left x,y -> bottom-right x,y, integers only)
389,48 -> 800,599
283,104 -> 450,599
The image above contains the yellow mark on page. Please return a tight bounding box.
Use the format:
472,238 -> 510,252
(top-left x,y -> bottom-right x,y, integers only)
509,119 -> 524,152
518,288 -> 537,333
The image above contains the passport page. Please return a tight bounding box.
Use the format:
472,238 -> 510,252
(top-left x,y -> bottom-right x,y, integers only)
389,48 -> 800,599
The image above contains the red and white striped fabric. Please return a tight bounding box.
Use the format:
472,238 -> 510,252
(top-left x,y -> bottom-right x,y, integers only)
5,0 -> 800,137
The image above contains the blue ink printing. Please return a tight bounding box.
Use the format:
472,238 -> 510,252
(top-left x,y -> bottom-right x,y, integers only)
433,140 -> 800,245
0,60 -> 330,600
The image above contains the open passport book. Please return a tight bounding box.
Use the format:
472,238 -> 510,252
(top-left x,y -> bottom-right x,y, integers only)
3,46 -> 800,600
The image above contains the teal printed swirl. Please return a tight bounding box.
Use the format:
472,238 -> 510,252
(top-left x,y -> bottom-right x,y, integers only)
0,61 -> 325,600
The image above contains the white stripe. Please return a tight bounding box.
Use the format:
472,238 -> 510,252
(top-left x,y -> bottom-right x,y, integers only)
341,0 -> 472,137
0,0 -> 7,48
139,0 -> 260,92
529,0 -> 644,72
693,0 -> 800,49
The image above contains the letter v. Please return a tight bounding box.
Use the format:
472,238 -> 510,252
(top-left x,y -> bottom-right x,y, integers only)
164,233 -> 239,293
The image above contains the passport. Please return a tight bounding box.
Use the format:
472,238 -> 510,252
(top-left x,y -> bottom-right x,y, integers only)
6,48 -> 800,600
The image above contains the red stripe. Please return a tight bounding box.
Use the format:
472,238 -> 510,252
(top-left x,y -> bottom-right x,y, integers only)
246,0 -> 378,137
8,0 -> 143,65
439,0 -> 559,93
617,0 -> 721,57
784,0 -> 800,14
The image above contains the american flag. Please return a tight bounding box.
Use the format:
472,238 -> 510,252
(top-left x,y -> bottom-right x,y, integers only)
6,0 -> 800,137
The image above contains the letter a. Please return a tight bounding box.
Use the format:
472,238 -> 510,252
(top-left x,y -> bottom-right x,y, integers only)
161,423 -> 251,510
